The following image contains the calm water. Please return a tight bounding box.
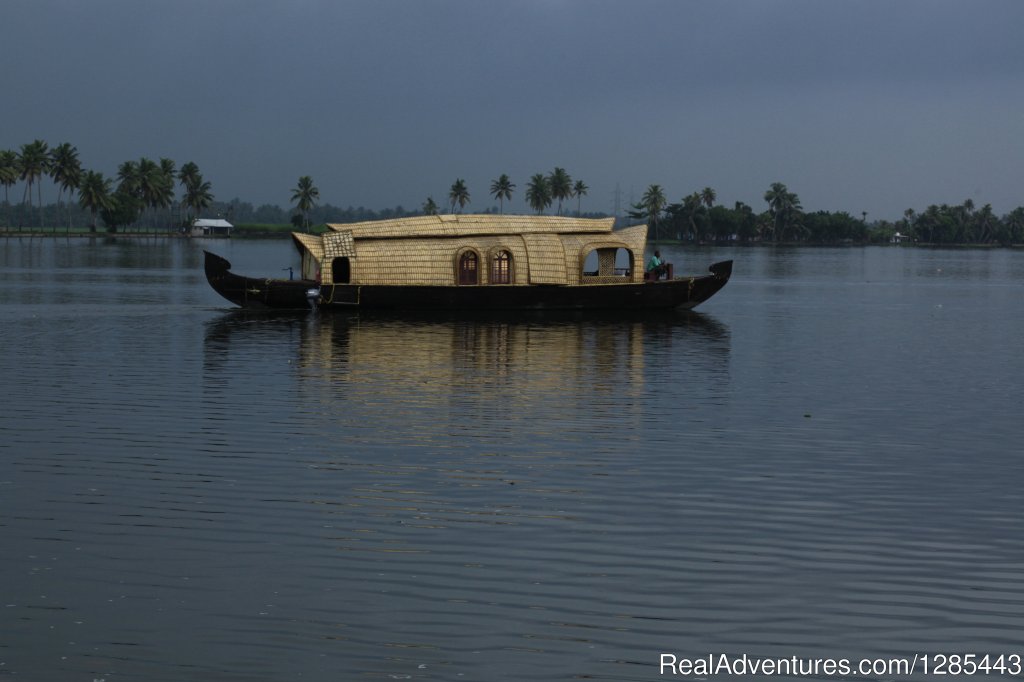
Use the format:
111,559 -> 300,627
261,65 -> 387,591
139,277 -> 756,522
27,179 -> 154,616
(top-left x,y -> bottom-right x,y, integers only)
2,237 -> 1023,681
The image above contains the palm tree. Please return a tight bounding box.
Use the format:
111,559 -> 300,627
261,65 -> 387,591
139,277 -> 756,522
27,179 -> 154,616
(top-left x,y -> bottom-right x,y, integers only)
975,203 -> 995,244
78,170 -> 113,232
489,174 -> 514,214
183,176 -> 214,223
18,140 -> 50,228
177,162 -> 201,226
448,178 -> 469,213
640,184 -> 667,240
548,167 -> 572,215
137,157 -> 163,230
572,179 -> 588,216
734,201 -> 758,242
681,192 -> 703,239
116,160 -> 140,195
154,158 -> 177,230
291,175 -> 320,231
903,208 -> 916,236
178,161 -> 200,193
701,186 -> 716,210
1004,207 -> 1024,244
0,150 -> 19,229
764,182 -> 802,242
49,143 -> 82,232
525,173 -> 552,214
422,197 -> 439,215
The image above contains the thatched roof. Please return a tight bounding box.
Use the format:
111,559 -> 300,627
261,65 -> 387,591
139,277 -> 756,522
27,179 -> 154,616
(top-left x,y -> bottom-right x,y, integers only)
325,214 -> 616,239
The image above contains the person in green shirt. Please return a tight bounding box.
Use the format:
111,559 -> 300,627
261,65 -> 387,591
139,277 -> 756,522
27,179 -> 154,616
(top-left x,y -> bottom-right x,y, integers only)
646,250 -> 670,279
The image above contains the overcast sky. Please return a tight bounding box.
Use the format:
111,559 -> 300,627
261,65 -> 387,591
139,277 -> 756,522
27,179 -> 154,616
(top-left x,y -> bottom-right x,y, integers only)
4,0 -> 1023,220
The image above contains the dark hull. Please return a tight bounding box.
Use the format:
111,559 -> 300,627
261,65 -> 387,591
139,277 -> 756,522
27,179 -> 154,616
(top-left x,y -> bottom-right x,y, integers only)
204,250 -> 732,312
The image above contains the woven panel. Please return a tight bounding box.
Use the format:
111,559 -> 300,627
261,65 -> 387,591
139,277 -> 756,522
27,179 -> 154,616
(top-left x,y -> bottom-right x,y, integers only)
521,233 -> 567,284
323,230 -> 355,259
293,218 -> 649,287
562,224 -> 648,284
349,236 -> 530,286
615,224 -> 647,282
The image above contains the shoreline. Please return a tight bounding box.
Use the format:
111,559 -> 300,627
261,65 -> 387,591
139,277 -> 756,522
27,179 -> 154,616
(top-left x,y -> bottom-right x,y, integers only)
2,231 -> 1020,249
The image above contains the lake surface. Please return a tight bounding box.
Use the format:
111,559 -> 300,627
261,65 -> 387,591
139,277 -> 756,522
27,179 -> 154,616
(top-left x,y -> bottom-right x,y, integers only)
2,237 -> 1023,681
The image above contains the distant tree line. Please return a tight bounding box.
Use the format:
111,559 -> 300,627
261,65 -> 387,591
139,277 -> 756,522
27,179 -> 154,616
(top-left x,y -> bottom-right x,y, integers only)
4,139 -> 1021,243
0,139 -> 220,233
626,181 -> 1024,246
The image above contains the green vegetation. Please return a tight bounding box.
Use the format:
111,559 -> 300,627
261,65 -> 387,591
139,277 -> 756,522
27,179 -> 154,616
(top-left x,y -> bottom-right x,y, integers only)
489,174 -> 514,214
629,185 -> 668,240
572,180 -> 589,216
2,138 -> 1022,244
549,167 -> 572,215
448,178 -> 470,214
291,175 -> 320,231
525,173 -> 552,215
628,181 -> 1024,246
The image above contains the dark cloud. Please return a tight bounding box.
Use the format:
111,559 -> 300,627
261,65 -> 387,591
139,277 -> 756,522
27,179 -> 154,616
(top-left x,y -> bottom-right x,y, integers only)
3,0 -> 1022,219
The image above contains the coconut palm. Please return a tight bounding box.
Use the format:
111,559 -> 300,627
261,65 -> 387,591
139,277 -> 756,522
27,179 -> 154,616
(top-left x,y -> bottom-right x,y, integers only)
1004,207 -> 1024,245
489,174 -> 514,214
422,197 -> 439,215
78,170 -> 113,232
734,201 -> 758,242
159,158 -> 177,182
448,178 -> 470,214
183,176 -> 214,223
0,150 -> 19,229
291,175 -> 320,231
153,158 -> 177,229
178,161 -> 200,193
525,173 -> 552,214
136,157 -> 164,230
975,203 -> 996,244
764,182 -> 802,242
572,179 -> 588,216
18,139 -> 50,227
548,167 -> 572,215
177,162 -> 201,226
116,159 -> 140,195
49,143 -> 82,232
701,186 -> 716,210
640,184 -> 667,240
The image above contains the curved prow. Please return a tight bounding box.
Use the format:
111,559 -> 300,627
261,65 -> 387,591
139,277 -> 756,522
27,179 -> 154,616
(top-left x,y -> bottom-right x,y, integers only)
203,249 -> 317,310
204,250 -> 232,277
709,260 -> 733,279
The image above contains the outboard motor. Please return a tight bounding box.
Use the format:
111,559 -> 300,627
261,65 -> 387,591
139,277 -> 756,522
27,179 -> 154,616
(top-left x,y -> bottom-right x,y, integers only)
305,287 -> 321,311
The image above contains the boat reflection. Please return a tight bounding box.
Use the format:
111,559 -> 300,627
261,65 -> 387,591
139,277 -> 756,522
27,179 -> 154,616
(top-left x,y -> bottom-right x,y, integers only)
202,309 -> 731,422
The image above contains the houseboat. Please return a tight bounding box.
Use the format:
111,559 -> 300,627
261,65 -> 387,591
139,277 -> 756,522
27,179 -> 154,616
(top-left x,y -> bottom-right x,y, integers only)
203,214 -> 732,311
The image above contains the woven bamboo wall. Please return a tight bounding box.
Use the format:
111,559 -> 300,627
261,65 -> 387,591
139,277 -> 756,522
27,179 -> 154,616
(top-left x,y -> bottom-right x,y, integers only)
520,233 -> 567,284
342,236 -> 532,286
302,217 -> 649,286
292,233 -> 325,280
558,223 -> 647,285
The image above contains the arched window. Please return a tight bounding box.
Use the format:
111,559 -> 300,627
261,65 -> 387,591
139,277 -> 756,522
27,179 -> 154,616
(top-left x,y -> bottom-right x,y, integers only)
458,251 -> 479,285
490,250 -> 512,284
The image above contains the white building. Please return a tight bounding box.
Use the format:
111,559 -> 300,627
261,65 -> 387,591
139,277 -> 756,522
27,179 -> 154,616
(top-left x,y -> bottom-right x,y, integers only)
191,219 -> 233,237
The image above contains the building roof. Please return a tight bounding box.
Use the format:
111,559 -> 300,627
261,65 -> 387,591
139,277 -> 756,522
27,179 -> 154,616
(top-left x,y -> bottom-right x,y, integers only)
193,219 -> 233,228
